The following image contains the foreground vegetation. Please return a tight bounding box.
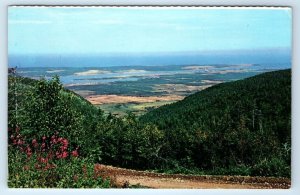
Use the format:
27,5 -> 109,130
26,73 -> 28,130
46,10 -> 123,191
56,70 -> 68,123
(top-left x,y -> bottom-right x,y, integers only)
8,69 -> 291,187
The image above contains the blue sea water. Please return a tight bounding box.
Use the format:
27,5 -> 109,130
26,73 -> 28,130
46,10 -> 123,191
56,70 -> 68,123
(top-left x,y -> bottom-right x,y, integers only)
9,48 -> 291,68
9,49 -> 291,88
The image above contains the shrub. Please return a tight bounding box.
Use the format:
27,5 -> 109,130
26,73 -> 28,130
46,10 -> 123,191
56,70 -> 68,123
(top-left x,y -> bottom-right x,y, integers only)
208,164 -> 252,176
8,127 -> 111,188
251,157 -> 290,177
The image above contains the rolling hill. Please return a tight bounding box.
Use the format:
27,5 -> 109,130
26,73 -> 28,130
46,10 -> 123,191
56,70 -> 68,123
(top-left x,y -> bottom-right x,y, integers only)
8,69 -> 291,180
141,69 -> 291,176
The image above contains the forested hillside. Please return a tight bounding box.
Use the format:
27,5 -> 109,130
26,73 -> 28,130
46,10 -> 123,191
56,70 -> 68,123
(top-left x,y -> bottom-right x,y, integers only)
8,69 -> 291,187
141,69 -> 291,176
8,75 -> 164,187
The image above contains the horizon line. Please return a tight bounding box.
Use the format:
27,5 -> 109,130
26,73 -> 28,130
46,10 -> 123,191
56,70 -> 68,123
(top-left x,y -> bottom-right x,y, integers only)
8,47 -> 291,57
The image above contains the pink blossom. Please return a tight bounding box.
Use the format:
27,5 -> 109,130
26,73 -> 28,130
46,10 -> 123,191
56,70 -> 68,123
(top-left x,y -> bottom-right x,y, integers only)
39,157 -> 48,164
51,135 -> 57,144
41,143 -> 46,148
56,152 -> 62,159
17,139 -> 23,145
32,139 -> 38,148
62,139 -> 68,147
71,150 -> 79,157
62,151 -> 68,158
26,146 -> 32,158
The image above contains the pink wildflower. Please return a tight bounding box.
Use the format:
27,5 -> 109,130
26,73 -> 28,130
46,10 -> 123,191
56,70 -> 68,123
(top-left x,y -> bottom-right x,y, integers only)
32,139 -> 38,148
71,150 -> 79,157
62,151 -> 68,158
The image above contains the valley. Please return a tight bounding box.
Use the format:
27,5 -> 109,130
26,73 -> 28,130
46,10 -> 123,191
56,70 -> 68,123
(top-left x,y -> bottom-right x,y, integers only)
7,6 -> 292,189
8,68 -> 291,188
17,63 -> 280,116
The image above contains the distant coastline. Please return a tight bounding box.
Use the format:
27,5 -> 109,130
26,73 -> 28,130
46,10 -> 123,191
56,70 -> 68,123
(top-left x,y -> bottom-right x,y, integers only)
8,48 -> 291,68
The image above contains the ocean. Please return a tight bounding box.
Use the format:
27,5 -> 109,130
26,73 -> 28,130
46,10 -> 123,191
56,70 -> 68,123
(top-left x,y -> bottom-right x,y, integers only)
8,50 -> 291,97
9,48 -> 291,68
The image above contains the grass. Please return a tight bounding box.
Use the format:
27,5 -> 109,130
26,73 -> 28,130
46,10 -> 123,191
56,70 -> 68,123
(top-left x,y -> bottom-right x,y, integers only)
98,100 -> 177,117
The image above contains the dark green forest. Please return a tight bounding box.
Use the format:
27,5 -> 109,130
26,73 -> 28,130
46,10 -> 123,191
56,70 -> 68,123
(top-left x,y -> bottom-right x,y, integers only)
8,69 -> 291,187
141,69 -> 291,176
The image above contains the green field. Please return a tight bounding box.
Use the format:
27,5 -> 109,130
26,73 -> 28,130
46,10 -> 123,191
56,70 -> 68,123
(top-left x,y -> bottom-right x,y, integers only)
98,100 -> 177,117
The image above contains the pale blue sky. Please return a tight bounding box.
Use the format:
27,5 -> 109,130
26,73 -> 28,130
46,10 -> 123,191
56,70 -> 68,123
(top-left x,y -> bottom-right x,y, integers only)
8,7 -> 292,55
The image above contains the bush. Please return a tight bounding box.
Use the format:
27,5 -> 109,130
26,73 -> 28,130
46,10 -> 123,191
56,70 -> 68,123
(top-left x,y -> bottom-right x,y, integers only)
8,127 -> 111,188
251,157 -> 290,177
208,164 -> 252,176
8,76 -> 104,161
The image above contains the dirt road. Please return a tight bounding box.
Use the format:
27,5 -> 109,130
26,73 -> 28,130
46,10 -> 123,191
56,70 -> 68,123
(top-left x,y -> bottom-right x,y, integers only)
94,164 -> 291,189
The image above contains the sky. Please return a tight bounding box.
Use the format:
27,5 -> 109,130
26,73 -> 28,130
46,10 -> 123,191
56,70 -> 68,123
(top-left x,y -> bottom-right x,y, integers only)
8,7 -> 292,56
